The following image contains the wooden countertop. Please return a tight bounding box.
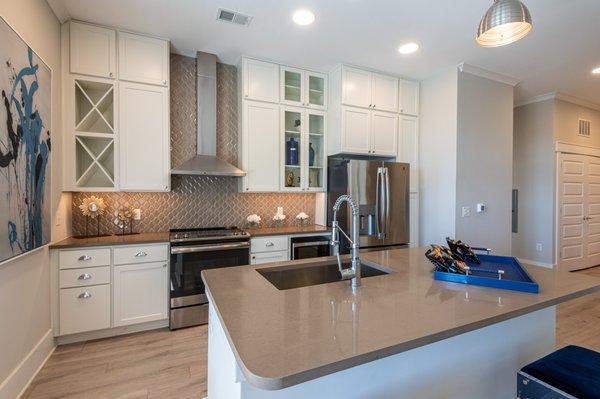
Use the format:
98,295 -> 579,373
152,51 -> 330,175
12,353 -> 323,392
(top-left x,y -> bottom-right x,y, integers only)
246,224 -> 330,237
49,232 -> 169,249
202,247 -> 600,390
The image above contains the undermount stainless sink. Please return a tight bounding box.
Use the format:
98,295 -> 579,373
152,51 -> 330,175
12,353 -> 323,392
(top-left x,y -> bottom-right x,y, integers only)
257,261 -> 390,290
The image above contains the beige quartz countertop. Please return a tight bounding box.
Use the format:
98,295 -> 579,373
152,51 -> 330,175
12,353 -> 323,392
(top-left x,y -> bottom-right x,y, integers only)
202,247 -> 600,390
246,224 -> 330,237
49,232 -> 169,249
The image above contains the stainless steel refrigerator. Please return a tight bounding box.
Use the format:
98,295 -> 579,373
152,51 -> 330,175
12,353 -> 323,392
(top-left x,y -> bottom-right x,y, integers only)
327,157 -> 410,252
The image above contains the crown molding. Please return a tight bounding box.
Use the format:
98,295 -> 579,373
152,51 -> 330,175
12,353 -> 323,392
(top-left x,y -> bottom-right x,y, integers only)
514,92 -> 600,112
457,63 -> 520,87
47,0 -> 70,23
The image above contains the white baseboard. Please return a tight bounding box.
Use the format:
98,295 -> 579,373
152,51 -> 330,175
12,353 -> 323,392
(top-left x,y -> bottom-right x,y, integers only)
518,258 -> 555,269
56,319 -> 168,345
0,329 -> 55,399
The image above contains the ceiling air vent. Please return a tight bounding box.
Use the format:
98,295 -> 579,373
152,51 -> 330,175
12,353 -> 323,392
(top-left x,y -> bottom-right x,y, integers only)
579,119 -> 591,137
217,8 -> 252,26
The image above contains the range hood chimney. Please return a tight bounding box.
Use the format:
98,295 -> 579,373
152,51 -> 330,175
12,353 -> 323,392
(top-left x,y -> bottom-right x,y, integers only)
171,51 -> 246,177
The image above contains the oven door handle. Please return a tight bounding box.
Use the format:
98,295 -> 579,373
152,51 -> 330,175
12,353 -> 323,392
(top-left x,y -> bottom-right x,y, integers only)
171,242 -> 250,254
291,241 -> 331,249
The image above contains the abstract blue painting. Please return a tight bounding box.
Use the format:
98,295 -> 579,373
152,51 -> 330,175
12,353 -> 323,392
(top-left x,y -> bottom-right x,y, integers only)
0,16 -> 51,262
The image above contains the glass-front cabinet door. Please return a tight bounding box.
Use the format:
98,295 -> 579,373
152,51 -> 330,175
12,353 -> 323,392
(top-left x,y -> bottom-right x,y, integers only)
282,107 -> 304,190
306,72 -> 327,110
281,67 -> 304,107
305,111 -> 326,191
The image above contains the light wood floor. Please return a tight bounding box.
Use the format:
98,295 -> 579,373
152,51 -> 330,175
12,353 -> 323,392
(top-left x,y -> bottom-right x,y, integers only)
22,266 -> 600,399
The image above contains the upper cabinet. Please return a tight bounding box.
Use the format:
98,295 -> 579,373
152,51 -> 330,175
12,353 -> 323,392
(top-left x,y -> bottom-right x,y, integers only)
63,21 -> 170,192
118,32 -> 169,86
399,79 -> 419,116
280,66 -> 327,110
242,58 -> 279,103
341,66 -> 398,112
70,22 -> 116,79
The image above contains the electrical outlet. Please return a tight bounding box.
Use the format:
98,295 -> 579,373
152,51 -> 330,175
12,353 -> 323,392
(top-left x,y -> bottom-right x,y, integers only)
461,206 -> 471,217
536,243 -> 543,252
133,209 -> 141,220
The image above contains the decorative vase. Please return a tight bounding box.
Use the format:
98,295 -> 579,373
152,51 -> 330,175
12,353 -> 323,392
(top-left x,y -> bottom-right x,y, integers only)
309,143 -> 315,166
286,137 -> 299,165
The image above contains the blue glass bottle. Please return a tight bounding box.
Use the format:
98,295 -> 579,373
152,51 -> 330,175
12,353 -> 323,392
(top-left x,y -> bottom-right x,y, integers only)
286,137 -> 298,165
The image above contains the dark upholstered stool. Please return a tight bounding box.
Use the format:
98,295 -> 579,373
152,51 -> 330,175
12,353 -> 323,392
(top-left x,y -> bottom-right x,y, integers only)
517,345 -> 600,399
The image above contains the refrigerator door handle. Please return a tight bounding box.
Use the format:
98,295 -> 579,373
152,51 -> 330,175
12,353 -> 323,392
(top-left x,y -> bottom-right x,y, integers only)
375,167 -> 382,239
384,167 -> 390,238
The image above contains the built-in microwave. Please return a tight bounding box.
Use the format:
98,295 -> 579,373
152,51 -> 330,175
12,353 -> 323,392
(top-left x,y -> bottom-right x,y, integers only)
290,235 -> 331,260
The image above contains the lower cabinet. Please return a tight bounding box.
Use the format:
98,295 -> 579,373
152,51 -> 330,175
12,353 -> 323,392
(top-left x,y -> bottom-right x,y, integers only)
251,250 -> 288,265
60,284 -> 111,335
113,261 -> 168,327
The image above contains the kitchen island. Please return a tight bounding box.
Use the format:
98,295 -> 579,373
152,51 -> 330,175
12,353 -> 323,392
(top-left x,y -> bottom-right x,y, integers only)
202,247 -> 600,399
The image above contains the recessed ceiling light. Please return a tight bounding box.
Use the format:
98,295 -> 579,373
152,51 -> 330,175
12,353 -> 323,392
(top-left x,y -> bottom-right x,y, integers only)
593,67 -> 600,75
292,9 -> 315,26
398,42 -> 419,55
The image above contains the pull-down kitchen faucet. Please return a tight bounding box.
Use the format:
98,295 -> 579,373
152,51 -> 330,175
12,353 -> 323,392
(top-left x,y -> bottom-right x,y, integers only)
331,195 -> 361,288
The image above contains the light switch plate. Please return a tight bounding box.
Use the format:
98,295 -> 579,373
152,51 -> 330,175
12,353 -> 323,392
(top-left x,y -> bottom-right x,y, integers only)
461,206 -> 471,217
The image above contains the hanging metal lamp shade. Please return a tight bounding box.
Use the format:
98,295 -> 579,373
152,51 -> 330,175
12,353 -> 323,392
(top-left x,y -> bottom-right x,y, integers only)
476,0 -> 532,47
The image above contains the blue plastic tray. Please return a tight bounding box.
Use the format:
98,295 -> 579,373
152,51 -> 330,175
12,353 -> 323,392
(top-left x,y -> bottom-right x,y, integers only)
433,254 -> 539,293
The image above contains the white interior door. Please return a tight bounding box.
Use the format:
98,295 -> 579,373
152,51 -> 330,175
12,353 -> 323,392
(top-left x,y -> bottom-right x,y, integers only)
558,153 -> 600,270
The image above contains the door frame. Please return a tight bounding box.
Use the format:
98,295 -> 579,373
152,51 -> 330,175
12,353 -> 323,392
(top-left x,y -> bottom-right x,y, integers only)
555,141 -> 600,270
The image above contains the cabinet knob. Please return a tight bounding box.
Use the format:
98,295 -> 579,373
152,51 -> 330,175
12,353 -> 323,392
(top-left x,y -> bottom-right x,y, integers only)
78,255 -> 92,261
373,104 -> 376,108
109,72 -> 114,77
78,292 -> 92,299
78,273 -> 92,280
245,94 -> 249,98
163,80 -> 167,85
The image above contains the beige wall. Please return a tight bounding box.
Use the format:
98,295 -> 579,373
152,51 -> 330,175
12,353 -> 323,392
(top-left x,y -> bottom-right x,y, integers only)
554,99 -> 600,146
512,100 -> 555,264
0,0 -> 69,396
455,72 -> 514,255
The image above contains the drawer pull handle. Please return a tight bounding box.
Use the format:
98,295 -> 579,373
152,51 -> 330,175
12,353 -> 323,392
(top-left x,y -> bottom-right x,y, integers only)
78,255 -> 92,261
266,242 -> 274,247
135,251 -> 148,257
78,292 -> 92,299
78,273 -> 92,280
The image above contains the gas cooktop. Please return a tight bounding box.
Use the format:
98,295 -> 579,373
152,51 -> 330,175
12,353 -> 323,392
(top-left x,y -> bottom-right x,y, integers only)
169,227 -> 250,243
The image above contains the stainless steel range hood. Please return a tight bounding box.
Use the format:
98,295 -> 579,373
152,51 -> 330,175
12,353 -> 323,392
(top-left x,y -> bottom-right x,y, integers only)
171,52 -> 245,177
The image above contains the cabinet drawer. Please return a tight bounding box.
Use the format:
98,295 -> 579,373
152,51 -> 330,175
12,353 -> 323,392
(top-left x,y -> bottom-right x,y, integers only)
59,248 -> 111,270
59,266 -> 110,288
59,284 -> 111,335
251,250 -> 288,265
113,244 -> 168,265
251,236 -> 288,253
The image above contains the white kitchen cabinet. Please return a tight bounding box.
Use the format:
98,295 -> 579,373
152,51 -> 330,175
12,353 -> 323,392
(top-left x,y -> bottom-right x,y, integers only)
113,261 -> 168,327
119,82 -> 170,191
251,251 -> 289,265
341,106 -> 371,155
400,79 -> 419,116
118,32 -> 169,86
281,107 -> 326,192
60,284 -> 111,335
70,22 -> 116,79
342,66 -> 372,108
370,111 -> 398,157
372,73 -> 399,112
399,115 -> 419,192
280,66 -> 327,110
242,58 -> 279,103
410,192 -> 419,247
240,100 -> 280,192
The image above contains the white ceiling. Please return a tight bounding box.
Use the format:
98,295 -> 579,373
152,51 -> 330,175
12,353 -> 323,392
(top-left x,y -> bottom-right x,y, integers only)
51,0 -> 600,105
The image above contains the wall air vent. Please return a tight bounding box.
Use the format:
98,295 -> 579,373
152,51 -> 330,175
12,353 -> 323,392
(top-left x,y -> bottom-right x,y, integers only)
579,119 -> 591,137
217,8 -> 252,26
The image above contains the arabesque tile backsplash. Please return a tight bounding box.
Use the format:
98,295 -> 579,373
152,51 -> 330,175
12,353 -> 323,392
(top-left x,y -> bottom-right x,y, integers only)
71,54 -> 315,235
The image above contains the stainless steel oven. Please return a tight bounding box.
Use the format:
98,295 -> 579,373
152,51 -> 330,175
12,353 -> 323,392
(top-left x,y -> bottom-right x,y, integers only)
169,227 -> 250,329
290,235 -> 331,260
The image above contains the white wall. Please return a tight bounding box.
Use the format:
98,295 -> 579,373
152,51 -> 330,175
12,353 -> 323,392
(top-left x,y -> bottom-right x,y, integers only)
512,100 -> 555,264
554,99 -> 600,147
0,1 -> 70,397
455,72 -> 514,255
419,68 -> 458,246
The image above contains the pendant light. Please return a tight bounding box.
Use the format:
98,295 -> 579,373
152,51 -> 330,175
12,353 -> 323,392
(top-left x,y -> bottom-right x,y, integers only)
476,0 -> 532,47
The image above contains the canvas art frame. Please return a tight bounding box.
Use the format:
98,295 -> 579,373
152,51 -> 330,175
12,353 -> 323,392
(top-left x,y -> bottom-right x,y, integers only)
0,15 -> 52,263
